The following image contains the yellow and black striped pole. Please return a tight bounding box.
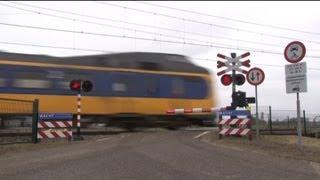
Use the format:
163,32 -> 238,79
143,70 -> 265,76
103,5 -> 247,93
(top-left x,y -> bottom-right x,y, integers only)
74,88 -> 84,140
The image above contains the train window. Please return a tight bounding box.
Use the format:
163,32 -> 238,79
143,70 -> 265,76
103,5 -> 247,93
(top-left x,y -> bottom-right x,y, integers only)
46,70 -> 65,79
14,70 -> 45,80
171,78 -> 185,96
56,81 -> 70,89
145,77 -> 158,95
112,82 -> 127,92
0,78 -> 6,87
13,79 -> 51,89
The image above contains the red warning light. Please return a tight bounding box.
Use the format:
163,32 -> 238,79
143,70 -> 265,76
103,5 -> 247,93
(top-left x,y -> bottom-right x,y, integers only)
220,74 -> 232,86
70,79 -> 81,91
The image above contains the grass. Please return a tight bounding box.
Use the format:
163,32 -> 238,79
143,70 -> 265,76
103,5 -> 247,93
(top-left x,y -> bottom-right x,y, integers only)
201,132 -> 320,163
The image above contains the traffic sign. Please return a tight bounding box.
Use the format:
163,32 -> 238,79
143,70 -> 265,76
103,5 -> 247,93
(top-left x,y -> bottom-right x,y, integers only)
285,62 -> 307,94
285,62 -> 306,76
246,67 -> 265,86
284,41 -> 306,64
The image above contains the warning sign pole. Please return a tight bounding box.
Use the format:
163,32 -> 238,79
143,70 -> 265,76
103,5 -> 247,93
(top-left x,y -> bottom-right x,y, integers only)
296,92 -> 302,148
255,85 -> 259,138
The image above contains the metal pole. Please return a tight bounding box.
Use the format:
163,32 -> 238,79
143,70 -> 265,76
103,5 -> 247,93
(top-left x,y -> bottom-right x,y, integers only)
296,92 -> 302,148
255,85 -> 259,139
32,99 -> 39,143
231,53 -> 236,93
303,110 -> 306,135
269,106 -> 272,134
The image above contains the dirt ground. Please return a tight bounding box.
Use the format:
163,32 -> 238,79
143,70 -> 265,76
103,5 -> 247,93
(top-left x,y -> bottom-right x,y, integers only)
0,135 -> 108,156
200,131 -> 320,163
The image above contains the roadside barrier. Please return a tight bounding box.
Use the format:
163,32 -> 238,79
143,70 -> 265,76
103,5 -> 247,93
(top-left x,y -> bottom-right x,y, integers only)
218,110 -> 252,140
37,113 -> 73,141
166,107 -> 221,114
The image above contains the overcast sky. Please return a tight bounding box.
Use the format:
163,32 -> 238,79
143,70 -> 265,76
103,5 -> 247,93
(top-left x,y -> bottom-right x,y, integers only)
0,1 -> 320,115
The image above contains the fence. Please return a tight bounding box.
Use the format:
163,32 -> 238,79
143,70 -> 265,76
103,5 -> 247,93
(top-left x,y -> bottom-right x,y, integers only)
0,98 -> 39,143
249,105 -> 320,135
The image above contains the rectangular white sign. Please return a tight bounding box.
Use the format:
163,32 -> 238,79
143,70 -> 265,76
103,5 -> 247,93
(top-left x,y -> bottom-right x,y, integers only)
285,62 -> 306,77
286,74 -> 307,93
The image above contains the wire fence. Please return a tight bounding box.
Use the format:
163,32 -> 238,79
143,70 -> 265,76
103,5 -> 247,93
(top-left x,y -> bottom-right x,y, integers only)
250,105 -> 320,134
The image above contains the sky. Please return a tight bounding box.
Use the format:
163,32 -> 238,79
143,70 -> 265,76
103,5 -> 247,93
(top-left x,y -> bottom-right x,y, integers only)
0,1 -> 320,115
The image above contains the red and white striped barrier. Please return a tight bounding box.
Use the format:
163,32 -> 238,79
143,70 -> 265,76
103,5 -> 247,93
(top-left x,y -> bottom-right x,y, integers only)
218,118 -> 251,125
218,110 -> 252,140
38,121 -> 72,129
38,129 -> 72,139
219,128 -> 251,136
37,113 -> 73,140
166,107 -> 220,114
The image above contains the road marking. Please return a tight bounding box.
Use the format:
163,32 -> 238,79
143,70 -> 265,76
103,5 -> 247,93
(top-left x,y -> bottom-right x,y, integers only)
193,131 -> 210,139
96,137 -> 112,142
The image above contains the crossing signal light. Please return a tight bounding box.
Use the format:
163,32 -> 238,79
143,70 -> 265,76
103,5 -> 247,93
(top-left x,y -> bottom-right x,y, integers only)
70,79 -> 81,91
82,80 -> 93,92
234,74 -> 246,85
220,74 -> 232,86
231,91 -> 247,109
220,74 -> 246,86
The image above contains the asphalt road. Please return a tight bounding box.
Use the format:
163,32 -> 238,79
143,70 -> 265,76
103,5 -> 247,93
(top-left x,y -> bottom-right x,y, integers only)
0,130 -> 319,180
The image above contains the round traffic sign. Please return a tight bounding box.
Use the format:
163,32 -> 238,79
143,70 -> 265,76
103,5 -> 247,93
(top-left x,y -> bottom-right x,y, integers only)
246,67 -> 265,86
284,41 -> 306,63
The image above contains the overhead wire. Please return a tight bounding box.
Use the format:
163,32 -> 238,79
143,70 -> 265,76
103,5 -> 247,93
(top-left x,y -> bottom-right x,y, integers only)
0,2 -> 287,51
137,1 -> 320,36
96,1 -> 320,45
6,1 -> 320,52
3,1 -> 302,50
0,20 -> 320,59
0,41 -> 112,53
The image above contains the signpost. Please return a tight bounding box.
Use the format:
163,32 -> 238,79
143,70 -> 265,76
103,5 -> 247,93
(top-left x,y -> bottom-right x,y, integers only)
284,41 -> 307,149
246,67 -> 265,139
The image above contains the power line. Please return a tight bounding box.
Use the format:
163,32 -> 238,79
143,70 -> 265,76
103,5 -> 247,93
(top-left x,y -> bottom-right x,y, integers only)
1,21 -> 320,59
4,1 -> 306,50
0,2 -> 288,51
0,41 -> 112,53
137,1 -> 320,36
96,1 -> 320,45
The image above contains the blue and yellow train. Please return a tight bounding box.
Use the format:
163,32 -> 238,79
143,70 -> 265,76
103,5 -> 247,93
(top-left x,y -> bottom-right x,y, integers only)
0,51 -> 217,128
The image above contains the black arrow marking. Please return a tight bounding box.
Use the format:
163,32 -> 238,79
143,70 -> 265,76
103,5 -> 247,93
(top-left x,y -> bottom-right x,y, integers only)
251,72 -> 255,81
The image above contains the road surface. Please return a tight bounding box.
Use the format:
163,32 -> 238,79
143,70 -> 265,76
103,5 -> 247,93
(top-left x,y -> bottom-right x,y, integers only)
0,130 -> 319,180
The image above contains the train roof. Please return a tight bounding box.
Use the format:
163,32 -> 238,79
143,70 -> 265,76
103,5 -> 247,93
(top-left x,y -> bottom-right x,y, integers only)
0,51 -> 209,74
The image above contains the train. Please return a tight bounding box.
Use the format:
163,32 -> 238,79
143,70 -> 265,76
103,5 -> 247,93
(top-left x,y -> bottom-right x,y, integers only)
0,51 -> 217,129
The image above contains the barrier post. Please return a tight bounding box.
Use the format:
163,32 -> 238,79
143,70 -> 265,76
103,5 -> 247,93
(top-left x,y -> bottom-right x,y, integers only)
32,99 -> 39,144
73,89 -> 83,141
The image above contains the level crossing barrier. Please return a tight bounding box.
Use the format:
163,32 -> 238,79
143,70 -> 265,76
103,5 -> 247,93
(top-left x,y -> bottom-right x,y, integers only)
218,110 -> 252,140
166,107 -> 221,114
37,113 -> 73,142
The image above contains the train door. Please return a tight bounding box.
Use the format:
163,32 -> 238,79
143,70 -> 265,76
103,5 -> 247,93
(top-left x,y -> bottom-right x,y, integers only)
169,77 -> 187,109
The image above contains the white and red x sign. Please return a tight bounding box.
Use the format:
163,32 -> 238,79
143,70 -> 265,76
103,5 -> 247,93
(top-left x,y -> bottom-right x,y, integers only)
216,52 -> 251,76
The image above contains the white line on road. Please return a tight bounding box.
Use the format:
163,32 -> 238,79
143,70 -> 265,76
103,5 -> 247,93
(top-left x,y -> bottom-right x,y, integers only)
96,137 -> 113,142
193,131 -> 210,139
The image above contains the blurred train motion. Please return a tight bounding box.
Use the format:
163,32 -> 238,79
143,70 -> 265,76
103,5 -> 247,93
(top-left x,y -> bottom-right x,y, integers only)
0,51 -> 217,129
